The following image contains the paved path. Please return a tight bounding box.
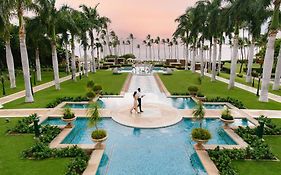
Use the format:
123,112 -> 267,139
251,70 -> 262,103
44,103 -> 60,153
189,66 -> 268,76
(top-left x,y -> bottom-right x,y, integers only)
203,72 -> 281,103
0,73 -> 80,105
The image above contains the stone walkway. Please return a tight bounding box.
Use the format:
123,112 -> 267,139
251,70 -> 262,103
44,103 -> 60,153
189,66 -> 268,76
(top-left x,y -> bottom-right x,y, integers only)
203,72 -> 281,103
0,73 -> 81,105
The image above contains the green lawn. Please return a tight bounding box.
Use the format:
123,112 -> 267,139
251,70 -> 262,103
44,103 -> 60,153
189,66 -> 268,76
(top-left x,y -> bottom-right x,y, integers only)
232,119 -> 281,175
222,62 -> 260,72
0,118 -> 69,175
219,72 -> 281,97
1,71 -> 68,97
159,70 -> 281,110
3,71 -> 128,109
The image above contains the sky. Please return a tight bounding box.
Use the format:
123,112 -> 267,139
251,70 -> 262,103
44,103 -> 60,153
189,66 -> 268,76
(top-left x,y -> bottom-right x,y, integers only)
56,0 -> 198,40
54,0 -> 261,60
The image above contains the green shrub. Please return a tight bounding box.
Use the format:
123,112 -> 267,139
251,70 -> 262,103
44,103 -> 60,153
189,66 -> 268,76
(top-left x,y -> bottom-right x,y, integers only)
196,92 -> 205,97
86,91 -> 96,99
93,84 -> 102,93
120,53 -> 136,59
91,129 -> 107,140
188,86 -> 199,95
46,96 -> 88,108
191,128 -> 211,140
8,114 -> 37,133
86,80 -> 95,89
237,73 -> 243,78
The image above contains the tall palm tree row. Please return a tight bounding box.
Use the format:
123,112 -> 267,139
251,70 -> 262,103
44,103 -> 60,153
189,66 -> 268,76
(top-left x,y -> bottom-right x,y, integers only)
0,0 -> 110,102
175,0 -> 278,103
0,1 -> 16,88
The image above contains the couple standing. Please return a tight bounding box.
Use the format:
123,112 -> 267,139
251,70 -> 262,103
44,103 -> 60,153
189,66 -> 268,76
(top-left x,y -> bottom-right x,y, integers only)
130,88 -> 145,113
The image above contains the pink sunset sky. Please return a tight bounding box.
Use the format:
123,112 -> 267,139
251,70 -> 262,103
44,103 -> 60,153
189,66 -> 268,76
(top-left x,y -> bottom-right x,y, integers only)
56,0 -> 198,40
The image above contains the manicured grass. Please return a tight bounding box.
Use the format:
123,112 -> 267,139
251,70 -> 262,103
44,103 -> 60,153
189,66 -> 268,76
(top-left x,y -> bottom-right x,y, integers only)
219,72 -> 281,97
232,118 -> 281,175
159,70 -> 281,110
223,62 -> 260,72
1,71 -> 68,97
0,118 -> 69,175
3,71 -> 128,109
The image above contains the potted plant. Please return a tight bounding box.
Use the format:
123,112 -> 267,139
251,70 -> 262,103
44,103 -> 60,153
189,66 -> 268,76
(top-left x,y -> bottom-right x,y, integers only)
61,108 -> 76,128
191,101 -> 211,149
88,103 -> 107,148
86,81 -> 103,101
220,107 -> 234,128
188,86 -> 199,96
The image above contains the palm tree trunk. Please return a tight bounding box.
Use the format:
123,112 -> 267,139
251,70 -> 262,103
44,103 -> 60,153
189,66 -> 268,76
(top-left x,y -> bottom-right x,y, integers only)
65,43 -> 70,74
218,42 -> 222,74
208,41 -> 212,71
211,38 -> 217,81
191,46 -> 196,73
246,41 -> 255,83
51,41 -> 60,90
273,45 -> 281,90
259,31 -> 277,101
163,44 -> 166,60
185,43 -> 189,70
18,14 -> 33,102
158,44 -> 160,61
200,45 -> 204,77
71,36 -> 77,81
5,39 -> 16,88
228,35 -> 239,89
84,46 -> 88,77
35,47 -> 41,82
91,45 -> 96,73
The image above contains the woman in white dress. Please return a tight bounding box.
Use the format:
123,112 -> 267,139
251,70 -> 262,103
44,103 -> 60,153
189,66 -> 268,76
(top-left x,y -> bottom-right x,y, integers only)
130,91 -> 139,113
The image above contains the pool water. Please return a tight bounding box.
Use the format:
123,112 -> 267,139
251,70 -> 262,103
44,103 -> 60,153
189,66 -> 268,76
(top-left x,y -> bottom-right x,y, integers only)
170,97 -> 197,109
63,99 -> 105,109
203,104 -> 225,109
43,118 -> 241,175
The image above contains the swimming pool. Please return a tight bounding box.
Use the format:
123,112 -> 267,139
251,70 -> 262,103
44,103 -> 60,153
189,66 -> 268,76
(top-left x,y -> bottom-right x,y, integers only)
63,99 -> 105,109
43,118 -> 242,175
170,97 -> 197,109
203,104 -> 226,109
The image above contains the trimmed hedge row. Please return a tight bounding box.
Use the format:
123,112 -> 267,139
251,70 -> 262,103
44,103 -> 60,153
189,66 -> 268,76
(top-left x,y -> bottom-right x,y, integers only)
205,97 -> 245,109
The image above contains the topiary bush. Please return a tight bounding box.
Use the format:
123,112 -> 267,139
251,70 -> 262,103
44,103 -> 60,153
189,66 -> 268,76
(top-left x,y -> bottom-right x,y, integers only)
221,108 -> 234,120
91,129 -> 107,140
188,86 -> 199,95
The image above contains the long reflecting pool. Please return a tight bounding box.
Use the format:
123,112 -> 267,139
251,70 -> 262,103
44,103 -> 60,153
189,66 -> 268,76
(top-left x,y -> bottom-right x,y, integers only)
42,118 -> 248,175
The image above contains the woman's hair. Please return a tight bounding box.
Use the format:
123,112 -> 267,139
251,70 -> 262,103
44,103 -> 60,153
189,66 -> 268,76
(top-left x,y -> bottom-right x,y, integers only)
133,91 -> 137,97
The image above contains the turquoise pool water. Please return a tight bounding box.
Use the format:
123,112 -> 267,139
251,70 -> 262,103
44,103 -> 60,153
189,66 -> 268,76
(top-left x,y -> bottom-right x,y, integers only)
170,97 -> 197,109
63,99 -> 105,109
203,104 -> 226,109
42,118 -> 242,175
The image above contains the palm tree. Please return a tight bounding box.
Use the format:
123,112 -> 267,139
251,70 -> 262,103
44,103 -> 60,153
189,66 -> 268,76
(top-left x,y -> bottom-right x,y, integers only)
192,101 -> 205,128
142,40 -> 147,60
207,0 -> 223,81
37,0 -> 61,90
26,17 -> 46,82
137,44 -> 141,59
16,0 -> 34,102
161,39 -> 167,61
260,0 -> 280,102
129,33 -> 134,55
0,1 -> 16,88
227,0 -> 248,89
80,4 -> 100,73
155,36 -> 161,61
